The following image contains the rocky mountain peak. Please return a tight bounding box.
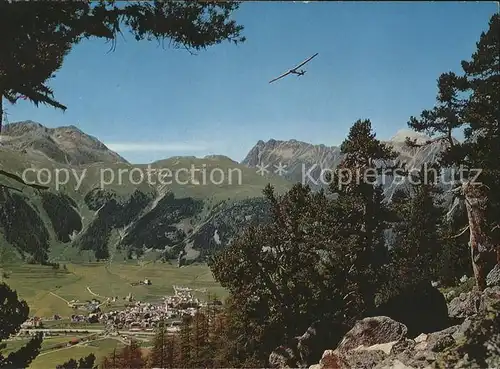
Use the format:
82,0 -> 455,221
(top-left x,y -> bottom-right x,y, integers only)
389,129 -> 431,145
1,120 -> 128,165
241,129 -> 457,199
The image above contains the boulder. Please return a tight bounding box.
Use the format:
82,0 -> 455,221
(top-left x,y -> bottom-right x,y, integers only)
435,294 -> 500,368
269,345 -> 300,368
336,316 -> 407,353
480,286 -> 500,312
448,291 -> 482,318
313,321 -> 462,369
413,330 -> 455,353
448,285 -> 500,319
318,350 -> 350,369
344,349 -> 386,369
309,285 -> 500,369
374,359 -> 421,369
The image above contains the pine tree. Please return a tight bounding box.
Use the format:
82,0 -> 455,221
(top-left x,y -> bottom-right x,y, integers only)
329,119 -> 397,314
124,340 -> 146,369
389,166 -> 444,285
0,282 -> 42,369
102,341 -> 144,369
0,1 -> 245,132
103,347 -> 127,369
459,14 -> 500,272
438,218 -> 472,286
122,340 -> 144,369
211,181 -> 371,364
407,14 -> 500,290
165,334 -> 179,368
407,72 -> 466,150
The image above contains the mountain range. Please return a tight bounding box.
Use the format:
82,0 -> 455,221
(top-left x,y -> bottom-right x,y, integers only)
0,121 -> 456,265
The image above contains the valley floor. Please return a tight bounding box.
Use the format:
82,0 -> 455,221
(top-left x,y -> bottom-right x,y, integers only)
1,261 -> 226,368
3,261 -> 226,317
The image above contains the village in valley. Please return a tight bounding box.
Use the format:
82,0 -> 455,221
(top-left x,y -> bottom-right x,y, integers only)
17,279 -> 223,350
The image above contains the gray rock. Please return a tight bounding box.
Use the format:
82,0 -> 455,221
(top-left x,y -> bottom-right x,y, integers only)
345,349 -> 387,369
425,332 -> 455,353
448,291 -> 482,318
487,264 -> 500,287
311,286 -> 500,369
319,349 -> 350,369
336,316 -> 408,353
479,285 -> 500,312
269,345 -> 300,368
374,359 -> 421,369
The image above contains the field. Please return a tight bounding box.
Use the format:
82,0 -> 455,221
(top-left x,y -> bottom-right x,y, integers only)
2,261 -> 227,317
3,335 -> 121,369
0,261 -> 226,367
29,338 -> 124,369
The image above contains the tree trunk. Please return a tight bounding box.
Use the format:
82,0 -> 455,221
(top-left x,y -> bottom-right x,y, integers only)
462,181 -> 494,290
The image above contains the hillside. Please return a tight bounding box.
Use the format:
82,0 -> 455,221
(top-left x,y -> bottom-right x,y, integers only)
0,120 -> 128,165
0,121 -> 456,265
0,121 -> 292,265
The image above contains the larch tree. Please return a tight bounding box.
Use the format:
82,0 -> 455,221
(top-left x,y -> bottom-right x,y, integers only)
148,319 -> 168,369
178,314 -> 193,367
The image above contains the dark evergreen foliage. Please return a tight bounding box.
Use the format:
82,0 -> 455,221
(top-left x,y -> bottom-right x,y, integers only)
0,190 -> 50,263
41,192 -> 82,243
0,283 -> 42,368
55,353 -> 97,369
0,0 -> 245,131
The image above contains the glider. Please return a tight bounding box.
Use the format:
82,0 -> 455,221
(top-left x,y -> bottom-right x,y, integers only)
269,53 -> 318,84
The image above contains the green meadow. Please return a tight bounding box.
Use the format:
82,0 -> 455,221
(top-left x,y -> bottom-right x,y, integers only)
3,261 -> 226,317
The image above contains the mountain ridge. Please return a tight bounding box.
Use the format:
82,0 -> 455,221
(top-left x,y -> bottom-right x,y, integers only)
242,133 -> 456,200
0,120 -> 128,166
0,120 -> 455,265
0,121 -> 292,265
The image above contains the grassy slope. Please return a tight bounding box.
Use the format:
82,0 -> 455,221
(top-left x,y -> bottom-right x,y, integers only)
1,148 -> 291,202
144,155 -> 292,201
1,147 -> 293,263
0,133 -> 293,367
29,338 -> 123,369
2,260 -> 223,368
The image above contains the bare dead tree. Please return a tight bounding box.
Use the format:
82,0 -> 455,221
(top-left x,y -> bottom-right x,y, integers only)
450,181 -> 497,290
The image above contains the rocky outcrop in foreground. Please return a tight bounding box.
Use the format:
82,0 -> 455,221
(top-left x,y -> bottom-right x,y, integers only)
269,283 -> 500,369
314,286 -> 500,369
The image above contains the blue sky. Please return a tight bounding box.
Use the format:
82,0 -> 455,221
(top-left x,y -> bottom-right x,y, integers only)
4,2 -> 498,163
